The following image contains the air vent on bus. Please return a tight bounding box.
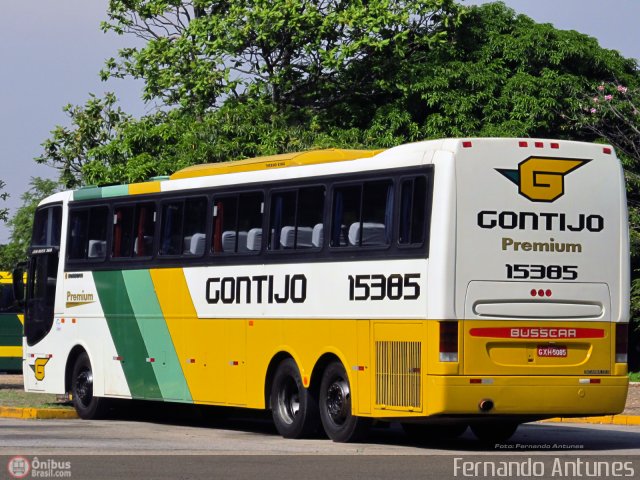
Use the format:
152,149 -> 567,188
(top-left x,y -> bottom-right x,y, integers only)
375,341 -> 422,410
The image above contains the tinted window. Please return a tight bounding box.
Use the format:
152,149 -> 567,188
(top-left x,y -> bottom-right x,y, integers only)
32,206 -> 62,248
160,197 -> 208,256
113,203 -> 156,258
331,180 -> 392,247
68,206 -> 109,260
212,192 -> 263,254
399,176 -> 428,246
269,186 -> 324,250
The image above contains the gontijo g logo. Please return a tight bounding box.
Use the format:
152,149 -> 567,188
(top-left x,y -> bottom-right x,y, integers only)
497,157 -> 590,202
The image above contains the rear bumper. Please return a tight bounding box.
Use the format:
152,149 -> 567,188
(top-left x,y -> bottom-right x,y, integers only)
424,375 -> 628,418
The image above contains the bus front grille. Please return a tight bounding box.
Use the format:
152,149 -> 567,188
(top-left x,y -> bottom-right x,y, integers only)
375,341 -> 422,410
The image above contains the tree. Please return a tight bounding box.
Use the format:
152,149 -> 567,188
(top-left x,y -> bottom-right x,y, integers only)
0,179 -> 8,223
0,178 -> 60,270
36,93 -> 131,188
101,0 -> 462,113
570,82 -> 640,335
336,1 -> 639,145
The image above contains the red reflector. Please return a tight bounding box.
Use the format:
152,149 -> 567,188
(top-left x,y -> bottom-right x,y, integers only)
603,147 -> 612,154
545,289 -> 552,297
470,379 -> 482,384
113,356 -> 123,361
530,289 -> 537,297
535,142 -> 544,148
538,289 -> 544,297
47,354 -> 53,358
61,318 -> 65,323
519,141 -> 528,148
187,358 -> 195,364
72,318 -> 77,324
248,320 -> 254,326
590,379 -> 601,384
232,361 -> 239,366
439,321 -> 459,362
550,143 -> 559,149
462,141 -> 473,148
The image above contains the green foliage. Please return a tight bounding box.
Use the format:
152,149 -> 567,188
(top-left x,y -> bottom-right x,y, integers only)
571,82 -> 640,328
0,178 -> 60,270
101,0 -> 462,113
342,2 -> 639,143
36,93 -> 131,188
0,179 -> 8,223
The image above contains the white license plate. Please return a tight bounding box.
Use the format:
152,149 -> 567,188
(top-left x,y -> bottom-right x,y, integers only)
537,345 -> 568,357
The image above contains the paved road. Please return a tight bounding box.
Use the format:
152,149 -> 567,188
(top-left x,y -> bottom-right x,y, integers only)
1,407 -> 639,455
1,410 -> 639,479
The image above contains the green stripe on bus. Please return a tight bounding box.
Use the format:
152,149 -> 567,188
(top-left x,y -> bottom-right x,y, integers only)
122,270 -> 192,402
73,187 -> 103,201
93,270 -> 162,400
100,185 -> 129,198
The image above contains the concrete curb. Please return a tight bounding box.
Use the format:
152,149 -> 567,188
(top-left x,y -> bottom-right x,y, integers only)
0,406 -> 77,420
542,415 -> 640,426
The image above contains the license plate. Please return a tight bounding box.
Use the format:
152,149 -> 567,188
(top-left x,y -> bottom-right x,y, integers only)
537,345 -> 567,357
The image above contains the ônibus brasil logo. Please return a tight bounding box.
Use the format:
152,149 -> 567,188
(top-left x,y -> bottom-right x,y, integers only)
7,456 -> 30,479
497,157 -> 590,202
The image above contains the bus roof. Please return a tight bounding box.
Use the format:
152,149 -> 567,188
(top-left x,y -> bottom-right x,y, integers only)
169,149 -> 383,180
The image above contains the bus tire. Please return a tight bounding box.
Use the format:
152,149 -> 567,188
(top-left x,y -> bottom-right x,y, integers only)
470,421 -> 518,443
71,352 -> 109,420
319,361 -> 370,442
270,358 -> 320,438
401,423 -> 468,443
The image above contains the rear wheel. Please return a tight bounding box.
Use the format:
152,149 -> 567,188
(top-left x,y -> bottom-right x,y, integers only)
402,423 -> 468,443
270,358 -> 320,438
319,361 -> 370,442
470,421 -> 519,443
71,352 -> 109,419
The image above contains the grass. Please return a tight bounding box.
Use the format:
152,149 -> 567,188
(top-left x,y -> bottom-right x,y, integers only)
630,372 -> 640,382
0,377 -> 73,409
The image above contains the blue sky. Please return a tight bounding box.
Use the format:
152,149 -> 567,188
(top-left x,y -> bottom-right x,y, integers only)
0,0 -> 639,243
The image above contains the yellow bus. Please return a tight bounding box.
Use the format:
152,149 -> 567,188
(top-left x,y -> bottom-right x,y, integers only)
15,139 -> 629,442
0,271 -> 22,372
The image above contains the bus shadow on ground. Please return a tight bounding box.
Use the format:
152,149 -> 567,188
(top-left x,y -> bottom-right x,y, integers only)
102,400 -> 640,452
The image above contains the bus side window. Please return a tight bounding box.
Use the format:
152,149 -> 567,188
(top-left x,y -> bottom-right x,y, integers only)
182,197 -> 207,256
133,203 -> 156,257
212,192 -> 262,254
270,187 -> 324,251
160,202 -> 184,255
399,177 -> 427,246
160,197 -> 207,256
68,206 -> 109,261
331,180 -> 392,248
112,206 -> 134,258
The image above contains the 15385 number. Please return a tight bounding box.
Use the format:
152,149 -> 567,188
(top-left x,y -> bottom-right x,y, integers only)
506,264 -> 578,281
348,274 -> 421,301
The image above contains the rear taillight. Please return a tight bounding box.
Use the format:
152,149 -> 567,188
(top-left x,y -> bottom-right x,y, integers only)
615,323 -> 628,363
439,321 -> 459,362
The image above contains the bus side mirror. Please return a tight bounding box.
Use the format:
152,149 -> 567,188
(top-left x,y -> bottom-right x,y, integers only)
12,263 -> 26,306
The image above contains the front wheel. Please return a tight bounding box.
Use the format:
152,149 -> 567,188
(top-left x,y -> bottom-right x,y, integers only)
319,361 -> 370,442
71,351 -> 110,419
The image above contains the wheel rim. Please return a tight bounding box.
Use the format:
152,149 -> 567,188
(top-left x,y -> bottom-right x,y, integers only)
325,377 -> 350,426
276,376 -> 300,425
75,368 -> 93,407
